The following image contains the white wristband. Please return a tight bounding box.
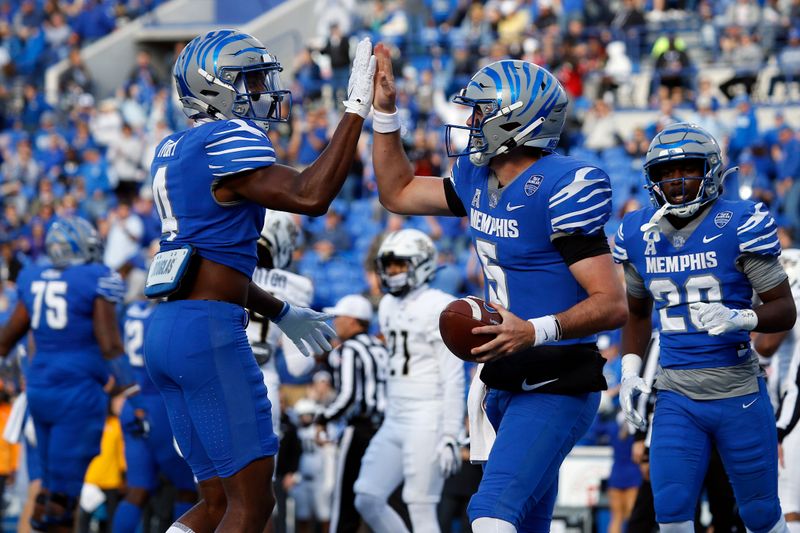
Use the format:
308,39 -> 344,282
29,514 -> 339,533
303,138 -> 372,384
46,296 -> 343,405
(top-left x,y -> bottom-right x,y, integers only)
373,109 -> 401,133
528,315 -> 562,347
621,353 -> 642,379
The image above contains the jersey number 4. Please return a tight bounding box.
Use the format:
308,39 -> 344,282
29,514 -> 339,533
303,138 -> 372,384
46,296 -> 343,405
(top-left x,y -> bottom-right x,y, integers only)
30,280 -> 68,330
153,166 -> 178,241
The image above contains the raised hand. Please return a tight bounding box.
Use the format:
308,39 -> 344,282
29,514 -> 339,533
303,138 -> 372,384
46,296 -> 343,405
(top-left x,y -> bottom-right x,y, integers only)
372,42 -> 397,113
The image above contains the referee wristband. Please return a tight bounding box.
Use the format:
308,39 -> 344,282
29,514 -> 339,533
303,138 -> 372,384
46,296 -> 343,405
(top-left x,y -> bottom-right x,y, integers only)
528,315 -> 562,347
373,109 -> 401,133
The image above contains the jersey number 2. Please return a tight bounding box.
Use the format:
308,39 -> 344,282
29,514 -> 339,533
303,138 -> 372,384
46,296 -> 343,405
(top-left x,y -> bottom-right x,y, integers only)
30,281 -> 68,330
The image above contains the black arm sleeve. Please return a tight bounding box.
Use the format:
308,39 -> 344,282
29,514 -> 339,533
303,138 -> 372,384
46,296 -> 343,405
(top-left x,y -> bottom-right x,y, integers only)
442,178 -> 467,217
552,233 -> 612,266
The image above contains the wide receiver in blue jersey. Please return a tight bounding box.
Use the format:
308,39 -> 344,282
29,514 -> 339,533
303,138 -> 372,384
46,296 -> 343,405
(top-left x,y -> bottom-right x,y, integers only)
112,298 -> 198,533
369,45 -> 627,532
144,29 -> 376,533
615,123 -> 796,533
0,217 -> 128,533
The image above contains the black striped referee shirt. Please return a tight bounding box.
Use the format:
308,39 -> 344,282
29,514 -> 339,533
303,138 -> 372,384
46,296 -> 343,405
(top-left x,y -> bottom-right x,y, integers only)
319,333 -> 388,425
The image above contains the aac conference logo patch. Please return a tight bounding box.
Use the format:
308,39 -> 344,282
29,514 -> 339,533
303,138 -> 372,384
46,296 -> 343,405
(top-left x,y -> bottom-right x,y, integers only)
525,175 -> 544,196
714,211 -> 733,228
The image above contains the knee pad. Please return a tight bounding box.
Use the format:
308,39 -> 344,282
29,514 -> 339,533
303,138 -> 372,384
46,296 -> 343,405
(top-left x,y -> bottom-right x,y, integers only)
658,521 -> 695,533
747,514 -> 790,533
354,493 -> 384,521
44,492 -> 77,527
471,517 -> 517,533
741,500 -> 784,532
407,502 -> 439,532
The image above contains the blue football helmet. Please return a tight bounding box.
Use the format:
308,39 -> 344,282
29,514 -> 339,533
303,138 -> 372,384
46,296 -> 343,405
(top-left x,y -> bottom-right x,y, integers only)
445,60 -> 568,167
45,216 -> 103,268
173,29 -> 291,128
644,123 -> 732,218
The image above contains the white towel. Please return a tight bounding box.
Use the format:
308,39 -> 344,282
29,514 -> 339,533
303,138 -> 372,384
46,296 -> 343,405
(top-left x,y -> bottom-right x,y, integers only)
3,392 -> 27,444
467,364 -> 496,463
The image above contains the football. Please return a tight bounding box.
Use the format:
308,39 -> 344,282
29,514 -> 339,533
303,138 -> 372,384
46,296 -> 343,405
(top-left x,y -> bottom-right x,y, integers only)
439,296 -> 503,362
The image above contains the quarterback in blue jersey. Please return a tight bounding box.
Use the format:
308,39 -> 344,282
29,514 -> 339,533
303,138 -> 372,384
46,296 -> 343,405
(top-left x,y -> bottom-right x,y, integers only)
144,29 -> 376,533
370,45 -> 627,532
0,217 -> 128,533
112,299 -> 198,533
616,123 -> 796,533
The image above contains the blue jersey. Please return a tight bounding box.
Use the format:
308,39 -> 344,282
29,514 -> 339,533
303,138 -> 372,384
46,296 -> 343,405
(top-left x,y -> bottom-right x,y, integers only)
16,262 -> 125,386
449,153 -> 612,345
614,199 -> 781,369
150,118 -> 272,278
123,301 -> 158,395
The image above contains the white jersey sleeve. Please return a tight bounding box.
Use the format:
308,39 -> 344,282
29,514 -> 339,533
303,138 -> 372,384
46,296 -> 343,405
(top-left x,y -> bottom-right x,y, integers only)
248,267 -> 316,376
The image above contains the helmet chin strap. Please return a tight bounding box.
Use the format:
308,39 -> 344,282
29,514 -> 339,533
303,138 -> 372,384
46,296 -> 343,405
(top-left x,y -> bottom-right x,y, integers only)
639,201 -> 670,235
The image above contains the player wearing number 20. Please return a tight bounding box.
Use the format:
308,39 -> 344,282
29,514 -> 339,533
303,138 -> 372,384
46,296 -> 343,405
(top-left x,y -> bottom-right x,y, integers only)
369,44 -> 627,532
353,229 -> 464,533
0,217 -> 128,532
615,123 -> 796,533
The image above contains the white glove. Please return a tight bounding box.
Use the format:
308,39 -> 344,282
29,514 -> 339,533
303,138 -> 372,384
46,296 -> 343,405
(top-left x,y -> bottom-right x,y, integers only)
272,303 -> 335,357
620,353 -> 650,431
436,435 -> 462,478
343,38 -> 376,119
689,302 -> 758,336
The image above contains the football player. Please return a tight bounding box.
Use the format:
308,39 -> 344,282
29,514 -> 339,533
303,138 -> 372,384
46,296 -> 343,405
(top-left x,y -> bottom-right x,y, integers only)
247,209 -> 315,436
616,123 -> 796,533
755,248 -> 800,533
112,297 -> 198,533
0,217 -> 128,533
368,46 -> 627,532
143,30 -> 375,533
353,229 -> 465,533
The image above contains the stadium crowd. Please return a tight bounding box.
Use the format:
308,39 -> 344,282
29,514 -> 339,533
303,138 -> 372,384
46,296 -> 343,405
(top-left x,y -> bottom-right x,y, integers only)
0,0 -> 798,531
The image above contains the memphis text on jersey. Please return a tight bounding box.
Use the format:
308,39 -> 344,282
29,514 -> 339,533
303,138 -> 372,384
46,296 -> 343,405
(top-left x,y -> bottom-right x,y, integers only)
646,251 -> 718,274
469,209 -> 520,238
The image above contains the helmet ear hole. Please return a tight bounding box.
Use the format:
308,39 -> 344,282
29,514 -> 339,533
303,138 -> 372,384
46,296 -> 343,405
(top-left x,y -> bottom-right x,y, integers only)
500,122 -> 521,131
200,90 -> 218,97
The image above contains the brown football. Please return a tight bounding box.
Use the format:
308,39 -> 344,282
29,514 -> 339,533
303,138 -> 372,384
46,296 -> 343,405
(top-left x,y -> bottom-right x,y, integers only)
439,296 -> 503,362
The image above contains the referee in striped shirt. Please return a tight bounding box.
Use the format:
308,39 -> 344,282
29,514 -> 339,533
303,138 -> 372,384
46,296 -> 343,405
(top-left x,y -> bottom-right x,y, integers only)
314,294 -> 388,533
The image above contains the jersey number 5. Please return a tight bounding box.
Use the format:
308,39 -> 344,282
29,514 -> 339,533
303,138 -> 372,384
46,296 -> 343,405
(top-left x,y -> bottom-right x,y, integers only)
475,239 -> 509,308
30,280 -> 68,330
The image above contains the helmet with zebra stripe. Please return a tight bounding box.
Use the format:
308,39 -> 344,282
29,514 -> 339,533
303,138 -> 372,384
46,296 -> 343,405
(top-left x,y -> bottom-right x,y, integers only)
445,60 -> 568,167
45,216 -> 103,268
173,29 -> 291,129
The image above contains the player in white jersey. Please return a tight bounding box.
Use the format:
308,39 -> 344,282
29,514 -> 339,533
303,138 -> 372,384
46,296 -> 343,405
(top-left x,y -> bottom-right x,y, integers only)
755,247 -> 800,532
246,210 -> 316,435
354,229 -> 465,533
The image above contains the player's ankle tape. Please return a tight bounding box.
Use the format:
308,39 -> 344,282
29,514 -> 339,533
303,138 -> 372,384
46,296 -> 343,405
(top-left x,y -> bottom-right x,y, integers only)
528,315 -> 562,347
373,109 -> 401,133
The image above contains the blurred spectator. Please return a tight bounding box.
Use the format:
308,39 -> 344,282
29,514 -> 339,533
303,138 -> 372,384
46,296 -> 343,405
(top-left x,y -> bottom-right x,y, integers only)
288,107 -> 330,167
313,207 -> 351,252
582,99 -> 622,152
652,35 -> 692,102
723,152 -> 774,205
768,28 -> 800,100
691,96 -> 726,144
89,99 -> 122,148
719,31 -> 764,101
624,127 -> 650,159
694,77 -> 722,112
721,0 -> 762,31
126,50 -> 160,102
103,202 -> 143,271
107,122 -> 144,203
20,83 -> 50,132
645,100 -> 680,139
72,0 -> 116,45
292,47 -> 324,105
321,23 -> 350,102
42,11 -> 70,63
726,95 -> 759,162
600,41 -> 633,105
